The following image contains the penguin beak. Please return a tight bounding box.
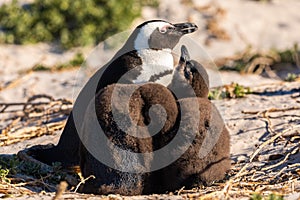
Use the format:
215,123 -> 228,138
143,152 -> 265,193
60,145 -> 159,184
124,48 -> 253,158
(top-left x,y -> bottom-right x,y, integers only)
179,45 -> 192,79
173,22 -> 198,34
180,45 -> 190,63
176,45 -> 189,71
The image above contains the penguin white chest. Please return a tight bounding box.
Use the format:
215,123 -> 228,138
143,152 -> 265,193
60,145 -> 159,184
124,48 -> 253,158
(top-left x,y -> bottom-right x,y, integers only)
133,49 -> 174,86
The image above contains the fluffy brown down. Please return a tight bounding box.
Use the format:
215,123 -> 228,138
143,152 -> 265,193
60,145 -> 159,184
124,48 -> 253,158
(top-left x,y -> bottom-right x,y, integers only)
157,97 -> 230,192
79,83 -> 178,195
78,82 -> 230,195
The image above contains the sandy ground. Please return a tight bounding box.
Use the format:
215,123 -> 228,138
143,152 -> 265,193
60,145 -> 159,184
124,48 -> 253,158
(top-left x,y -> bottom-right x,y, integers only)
0,0 -> 300,199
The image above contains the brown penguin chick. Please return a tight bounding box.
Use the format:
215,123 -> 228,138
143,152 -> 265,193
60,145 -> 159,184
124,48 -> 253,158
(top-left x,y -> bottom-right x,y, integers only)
158,45 -> 230,191
79,83 -> 178,195
159,98 -> 230,191
168,45 -> 209,99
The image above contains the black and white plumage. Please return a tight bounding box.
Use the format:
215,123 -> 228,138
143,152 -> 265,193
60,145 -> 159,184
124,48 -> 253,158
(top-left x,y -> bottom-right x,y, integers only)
97,20 -> 198,88
32,20 -> 198,168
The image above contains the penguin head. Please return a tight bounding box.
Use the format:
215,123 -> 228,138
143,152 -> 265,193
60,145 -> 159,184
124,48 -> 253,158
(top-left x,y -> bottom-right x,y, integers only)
175,45 -> 210,98
133,20 -> 198,50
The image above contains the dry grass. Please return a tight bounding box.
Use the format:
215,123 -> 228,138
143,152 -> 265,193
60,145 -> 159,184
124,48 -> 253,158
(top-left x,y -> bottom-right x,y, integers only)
222,106 -> 300,199
0,94 -> 299,199
216,45 -> 300,80
0,94 -> 72,146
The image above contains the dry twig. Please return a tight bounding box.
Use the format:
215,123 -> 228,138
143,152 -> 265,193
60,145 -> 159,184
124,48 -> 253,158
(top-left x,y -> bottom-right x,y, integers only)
0,94 -> 72,146
53,181 -> 68,200
222,105 -> 300,198
74,175 -> 95,193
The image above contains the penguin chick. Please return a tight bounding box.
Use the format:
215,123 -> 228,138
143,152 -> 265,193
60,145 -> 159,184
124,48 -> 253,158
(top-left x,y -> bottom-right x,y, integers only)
169,45 -> 209,99
79,83 -> 178,195
158,45 -> 230,192
159,98 -> 230,191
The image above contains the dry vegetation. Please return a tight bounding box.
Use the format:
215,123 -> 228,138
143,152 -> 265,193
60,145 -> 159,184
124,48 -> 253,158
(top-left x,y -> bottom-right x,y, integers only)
0,1 -> 299,198
0,94 -> 72,146
0,86 -> 299,199
216,45 -> 300,79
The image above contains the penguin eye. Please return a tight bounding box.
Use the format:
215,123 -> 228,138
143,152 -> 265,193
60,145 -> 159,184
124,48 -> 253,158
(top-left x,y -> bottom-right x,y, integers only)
159,25 -> 174,34
184,67 -> 191,80
159,27 -> 167,34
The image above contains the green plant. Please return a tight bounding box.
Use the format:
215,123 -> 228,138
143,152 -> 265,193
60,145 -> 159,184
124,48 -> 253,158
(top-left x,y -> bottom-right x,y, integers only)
32,52 -> 84,71
0,0 -> 146,49
0,166 -> 10,183
19,161 -> 45,176
267,194 -> 284,200
208,88 -> 228,100
209,83 -> 252,100
0,155 -> 20,175
32,64 -> 52,71
17,160 -> 66,185
233,83 -> 252,98
250,193 -> 284,200
56,52 -> 85,70
251,193 -> 263,200
139,0 -> 159,7
284,73 -> 298,82
0,155 -> 72,190
69,52 -> 85,66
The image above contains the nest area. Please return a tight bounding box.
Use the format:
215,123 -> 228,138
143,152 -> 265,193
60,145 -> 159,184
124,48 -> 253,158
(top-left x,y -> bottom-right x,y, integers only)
0,92 -> 299,199
0,94 -> 72,146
